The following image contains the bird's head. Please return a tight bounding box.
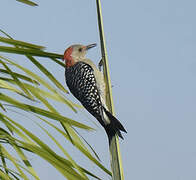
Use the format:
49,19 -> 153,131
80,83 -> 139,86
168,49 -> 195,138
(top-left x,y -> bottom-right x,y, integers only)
63,43 -> 96,67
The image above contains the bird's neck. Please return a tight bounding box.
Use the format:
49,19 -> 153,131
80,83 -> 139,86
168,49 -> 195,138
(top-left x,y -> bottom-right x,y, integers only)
66,56 -> 86,67
66,58 -> 75,67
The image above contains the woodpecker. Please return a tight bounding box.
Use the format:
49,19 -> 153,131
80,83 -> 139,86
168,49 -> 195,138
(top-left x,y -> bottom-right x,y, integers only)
63,43 -> 126,141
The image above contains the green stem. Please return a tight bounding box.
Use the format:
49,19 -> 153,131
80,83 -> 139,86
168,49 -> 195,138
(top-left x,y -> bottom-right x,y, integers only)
95,0 -> 125,179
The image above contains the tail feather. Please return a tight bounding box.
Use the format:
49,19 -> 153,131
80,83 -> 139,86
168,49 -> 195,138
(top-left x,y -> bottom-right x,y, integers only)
103,107 -> 127,142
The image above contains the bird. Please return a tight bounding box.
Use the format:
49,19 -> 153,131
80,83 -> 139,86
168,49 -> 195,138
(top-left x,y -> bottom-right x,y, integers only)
63,43 -> 126,142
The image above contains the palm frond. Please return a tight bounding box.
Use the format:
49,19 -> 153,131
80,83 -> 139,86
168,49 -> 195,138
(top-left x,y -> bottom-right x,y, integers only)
0,32 -> 111,179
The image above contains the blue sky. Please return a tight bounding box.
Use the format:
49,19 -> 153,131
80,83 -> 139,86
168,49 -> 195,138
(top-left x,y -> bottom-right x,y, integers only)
1,0 -> 196,179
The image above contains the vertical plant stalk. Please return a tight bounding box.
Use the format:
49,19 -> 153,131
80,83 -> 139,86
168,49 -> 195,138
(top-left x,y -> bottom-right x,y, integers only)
95,0 -> 125,179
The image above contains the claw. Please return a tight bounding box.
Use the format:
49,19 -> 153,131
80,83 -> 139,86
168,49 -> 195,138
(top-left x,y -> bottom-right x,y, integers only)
98,59 -> 103,71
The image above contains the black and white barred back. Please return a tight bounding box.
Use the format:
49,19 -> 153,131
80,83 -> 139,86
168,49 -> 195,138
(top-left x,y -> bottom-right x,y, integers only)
65,61 -> 127,141
65,62 -> 105,127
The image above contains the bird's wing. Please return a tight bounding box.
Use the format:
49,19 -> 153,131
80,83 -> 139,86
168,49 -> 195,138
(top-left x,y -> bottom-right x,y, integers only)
65,62 -> 108,126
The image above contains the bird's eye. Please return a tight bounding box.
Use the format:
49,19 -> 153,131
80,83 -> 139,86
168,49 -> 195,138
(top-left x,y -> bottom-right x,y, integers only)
78,48 -> 82,52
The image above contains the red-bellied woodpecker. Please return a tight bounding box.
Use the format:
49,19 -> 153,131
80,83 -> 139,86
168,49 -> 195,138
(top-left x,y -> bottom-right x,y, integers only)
63,43 -> 126,141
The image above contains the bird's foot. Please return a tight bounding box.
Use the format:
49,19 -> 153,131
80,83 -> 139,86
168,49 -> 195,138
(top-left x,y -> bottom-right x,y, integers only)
98,59 -> 103,71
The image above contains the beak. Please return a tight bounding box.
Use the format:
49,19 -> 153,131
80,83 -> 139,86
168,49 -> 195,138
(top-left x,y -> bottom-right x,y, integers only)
86,43 -> 97,50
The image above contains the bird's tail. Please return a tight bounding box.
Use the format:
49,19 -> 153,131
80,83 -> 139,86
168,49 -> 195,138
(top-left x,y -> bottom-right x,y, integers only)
103,107 -> 127,142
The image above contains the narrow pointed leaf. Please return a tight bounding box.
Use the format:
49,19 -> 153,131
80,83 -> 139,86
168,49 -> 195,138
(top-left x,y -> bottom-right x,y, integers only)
38,124 -> 88,179
26,55 -> 68,93
50,57 -> 65,67
0,29 -> 12,39
0,60 -> 33,99
0,169 -> 12,180
0,77 -> 79,112
0,149 -> 9,175
1,146 -> 29,180
0,46 -> 63,59
0,103 -> 6,111
0,165 -> 22,180
36,121 -> 102,179
38,117 -> 111,176
0,69 -> 39,85
16,0 -> 38,6
1,55 -> 79,111
0,37 -> 44,50
73,127 -> 100,161
0,79 -> 25,95
0,113 -> 35,144
21,83 -> 79,111
0,93 -> 93,130
12,145 -> 40,180
16,140 -> 86,180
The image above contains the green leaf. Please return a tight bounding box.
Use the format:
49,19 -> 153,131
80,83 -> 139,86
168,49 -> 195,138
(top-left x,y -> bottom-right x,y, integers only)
0,114 -> 101,179
0,79 -> 25,95
26,55 -> 68,94
0,46 -> 63,59
1,55 -> 80,111
12,144 -> 40,180
0,113 -> 35,144
39,124 -> 102,180
0,76 -> 79,112
0,102 -> 6,111
0,60 -> 34,99
16,0 -> 38,7
16,140 -> 87,180
73,128 -> 101,161
0,169 -> 12,180
38,124 -> 88,179
20,82 -> 79,111
0,148 -> 9,176
50,57 -> 65,67
0,127 -> 39,179
1,56 -> 62,95
39,117 -> 111,176
0,69 -> 39,85
0,37 -> 44,50
0,93 -> 93,130
1,146 -> 29,180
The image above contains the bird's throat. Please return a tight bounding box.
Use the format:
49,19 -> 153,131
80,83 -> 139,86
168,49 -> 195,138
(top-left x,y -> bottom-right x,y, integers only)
66,59 -> 75,67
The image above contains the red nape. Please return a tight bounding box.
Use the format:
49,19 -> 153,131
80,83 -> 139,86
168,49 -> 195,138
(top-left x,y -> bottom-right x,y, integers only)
63,47 -> 74,67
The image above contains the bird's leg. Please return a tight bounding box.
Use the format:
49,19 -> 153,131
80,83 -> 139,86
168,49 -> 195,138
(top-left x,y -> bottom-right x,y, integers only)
98,59 -> 103,71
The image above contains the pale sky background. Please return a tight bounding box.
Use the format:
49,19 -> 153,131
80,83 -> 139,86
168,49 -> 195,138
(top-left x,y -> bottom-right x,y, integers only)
1,0 -> 196,180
